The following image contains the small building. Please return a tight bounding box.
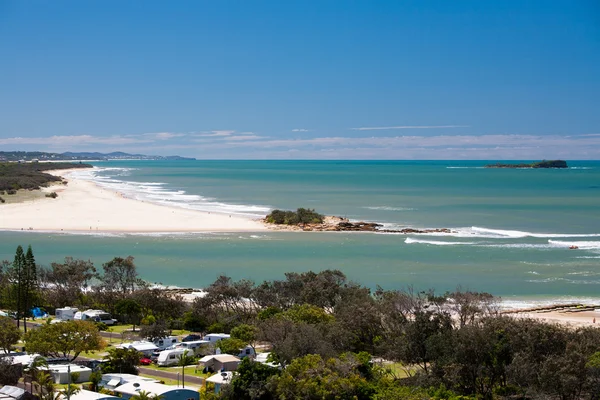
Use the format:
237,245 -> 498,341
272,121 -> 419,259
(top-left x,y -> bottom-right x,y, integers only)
69,390 -> 119,400
49,364 -> 92,384
198,354 -> 241,373
205,372 -> 234,394
113,381 -> 199,400
99,373 -> 159,390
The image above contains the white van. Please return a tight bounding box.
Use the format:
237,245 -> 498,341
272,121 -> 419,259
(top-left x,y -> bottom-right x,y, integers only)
156,348 -> 192,367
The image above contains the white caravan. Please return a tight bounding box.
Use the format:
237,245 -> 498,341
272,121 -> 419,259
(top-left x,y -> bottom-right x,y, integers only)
156,348 -> 192,367
73,309 -> 117,325
175,340 -> 210,354
55,307 -> 78,321
203,333 -> 230,343
151,336 -> 179,350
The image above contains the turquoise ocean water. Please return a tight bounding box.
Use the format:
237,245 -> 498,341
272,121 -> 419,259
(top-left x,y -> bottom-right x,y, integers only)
1,160 -> 599,307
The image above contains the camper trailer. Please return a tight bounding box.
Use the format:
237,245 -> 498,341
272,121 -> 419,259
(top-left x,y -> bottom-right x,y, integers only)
203,333 -> 230,343
55,307 -> 78,321
156,348 -> 192,367
74,309 -> 117,325
117,341 -> 159,357
152,336 -> 179,350
175,340 -> 210,354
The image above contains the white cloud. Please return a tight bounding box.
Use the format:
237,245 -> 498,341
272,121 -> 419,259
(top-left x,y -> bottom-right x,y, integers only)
351,125 -> 469,131
193,130 -> 236,137
291,128 -> 311,132
143,132 -> 186,140
0,135 -> 151,146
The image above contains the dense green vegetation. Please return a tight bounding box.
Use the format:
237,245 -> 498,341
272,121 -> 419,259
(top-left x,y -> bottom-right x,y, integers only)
485,160 -> 568,168
2,246 -> 600,399
0,162 -> 91,192
265,207 -> 324,225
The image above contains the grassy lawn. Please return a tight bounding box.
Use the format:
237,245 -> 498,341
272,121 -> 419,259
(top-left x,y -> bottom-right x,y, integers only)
141,363 -> 210,378
138,373 -> 202,389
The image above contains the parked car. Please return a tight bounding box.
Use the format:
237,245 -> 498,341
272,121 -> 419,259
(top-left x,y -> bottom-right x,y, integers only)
139,357 -> 153,366
182,334 -> 202,342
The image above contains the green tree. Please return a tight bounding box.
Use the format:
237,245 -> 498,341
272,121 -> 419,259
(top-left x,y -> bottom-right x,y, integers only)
11,245 -> 26,328
101,256 -> 143,295
25,320 -> 105,361
0,316 -> 21,353
39,257 -> 97,308
230,324 -> 259,353
115,298 -> 142,331
224,357 -> 280,400
218,338 -> 247,356
266,354 -> 375,399
102,347 -> 143,375
89,371 -> 103,392
0,356 -> 21,385
22,245 -> 38,332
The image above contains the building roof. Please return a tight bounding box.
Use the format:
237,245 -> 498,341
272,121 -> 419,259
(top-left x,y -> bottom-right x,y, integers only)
69,390 -> 118,400
199,354 -> 240,364
113,381 -> 198,397
0,386 -> 25,400
48,364 -> 92,373
206,372 -> 234,385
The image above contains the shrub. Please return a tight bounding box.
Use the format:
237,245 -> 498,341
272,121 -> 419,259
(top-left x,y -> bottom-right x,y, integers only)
265,208 -> 324,225
6,189 -> 16,195
0,196 -> 4,203
45,192 -> 58,198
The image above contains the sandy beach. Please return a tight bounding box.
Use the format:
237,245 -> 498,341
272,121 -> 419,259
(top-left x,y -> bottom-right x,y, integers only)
508,309 -> 600,328
0,169 -> 267,233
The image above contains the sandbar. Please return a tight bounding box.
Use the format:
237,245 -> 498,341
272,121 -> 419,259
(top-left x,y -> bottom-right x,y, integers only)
0,169 -> 267,233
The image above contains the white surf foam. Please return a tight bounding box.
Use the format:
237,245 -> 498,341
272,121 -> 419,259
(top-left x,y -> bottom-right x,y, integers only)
404,238 -> 475,246
457,227 -> 600,239
364,206 -> 416,211
548,240 -> 600,250
70,167 -> 271,218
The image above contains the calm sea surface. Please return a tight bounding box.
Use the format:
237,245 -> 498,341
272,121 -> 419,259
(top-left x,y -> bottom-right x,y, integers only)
1,160 -> 599,307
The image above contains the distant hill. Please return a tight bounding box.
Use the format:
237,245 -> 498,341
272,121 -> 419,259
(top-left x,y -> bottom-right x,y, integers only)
0,151 -> 195,162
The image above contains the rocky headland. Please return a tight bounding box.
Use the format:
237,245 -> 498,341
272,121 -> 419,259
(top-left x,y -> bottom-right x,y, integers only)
485,160 -> 568,169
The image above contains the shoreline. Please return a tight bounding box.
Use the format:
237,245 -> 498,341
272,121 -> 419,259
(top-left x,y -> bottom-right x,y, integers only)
0,169 -> 267,233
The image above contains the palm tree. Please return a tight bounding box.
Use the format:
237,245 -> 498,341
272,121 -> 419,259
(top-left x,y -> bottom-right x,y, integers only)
177,351 -> 196,388
34,371 -> 60,400
60,385 -> 80,400
130,390 -> 152,400
25,356 -> 48,395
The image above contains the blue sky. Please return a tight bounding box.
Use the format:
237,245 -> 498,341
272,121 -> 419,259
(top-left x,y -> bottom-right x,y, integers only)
1,0 -> 599,159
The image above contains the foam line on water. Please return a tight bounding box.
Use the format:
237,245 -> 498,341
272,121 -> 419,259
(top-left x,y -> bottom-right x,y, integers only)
69,167 -> 271,218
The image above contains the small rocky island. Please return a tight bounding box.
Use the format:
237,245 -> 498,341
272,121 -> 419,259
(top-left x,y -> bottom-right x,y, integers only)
263,208 -> 455,234
485,160 -> 568,169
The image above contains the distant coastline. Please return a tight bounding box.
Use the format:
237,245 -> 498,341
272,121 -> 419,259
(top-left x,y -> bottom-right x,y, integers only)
485,160 -> 568,169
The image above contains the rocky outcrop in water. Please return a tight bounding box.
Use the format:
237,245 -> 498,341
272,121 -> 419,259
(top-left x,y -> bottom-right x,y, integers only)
485,160 -> 568,169
263,215 -> 456,234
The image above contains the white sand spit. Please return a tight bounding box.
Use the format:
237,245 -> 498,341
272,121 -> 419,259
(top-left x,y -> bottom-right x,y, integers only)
0,169 -> 267,233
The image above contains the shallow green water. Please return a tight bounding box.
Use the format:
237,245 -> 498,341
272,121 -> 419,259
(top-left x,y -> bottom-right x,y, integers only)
1,160 -> 599,307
